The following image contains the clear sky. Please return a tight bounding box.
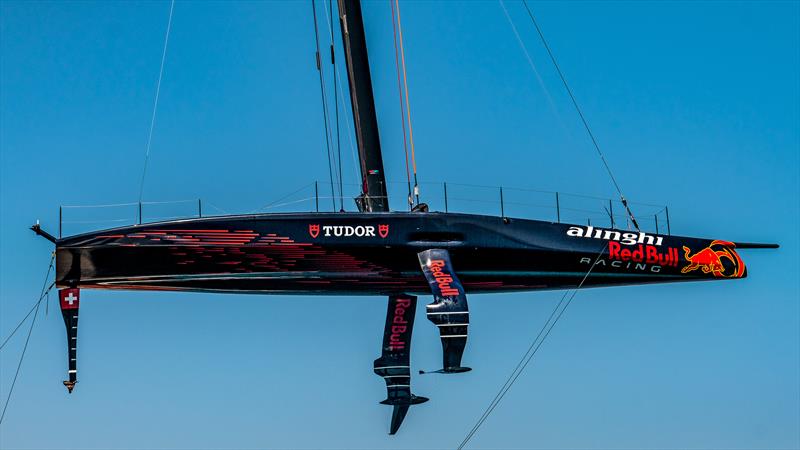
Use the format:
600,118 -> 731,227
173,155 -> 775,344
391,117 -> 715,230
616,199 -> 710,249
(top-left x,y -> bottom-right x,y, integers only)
1,1 -> 798,449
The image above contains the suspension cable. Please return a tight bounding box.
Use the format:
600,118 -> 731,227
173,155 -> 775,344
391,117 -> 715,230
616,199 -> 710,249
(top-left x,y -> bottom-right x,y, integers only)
0,255 -> 55,425
0,257 -> 54,351
310,0 -> 339,211
394,0 -> 421,205
390,0 -> 413,209
0,298 -> 41,425
138,0 -> 175,203
520,1 -> 639,231
457,244 -> 608,449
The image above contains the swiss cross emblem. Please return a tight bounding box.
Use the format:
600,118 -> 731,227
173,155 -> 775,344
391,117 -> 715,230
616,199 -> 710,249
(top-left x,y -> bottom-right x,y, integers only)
59,288 -> 80,310
378,224 -> 389,238
308,224 -> 320,239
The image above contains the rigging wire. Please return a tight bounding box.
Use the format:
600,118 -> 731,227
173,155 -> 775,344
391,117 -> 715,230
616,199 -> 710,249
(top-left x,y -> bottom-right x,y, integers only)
311,0 -> 340,211
329,0 -> 344,211
390,0 -> 413,209
0,255 -> 55,425
498,0 -> 568,135
205,201 -> 231,216
322,0 -> 361,197
138,0 -> 175,204
394,0 -> 421,205
0,300 -> 41,425
0,257 -> 54,351
317,0 -> 344,211
456,244 -> 608,449
0,284 -> 54,352
519,0 -> 640,230
250,182 -> 315,213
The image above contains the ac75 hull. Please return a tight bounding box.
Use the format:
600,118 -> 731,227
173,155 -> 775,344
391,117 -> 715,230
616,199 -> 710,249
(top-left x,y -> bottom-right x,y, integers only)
54,212 -> 747,295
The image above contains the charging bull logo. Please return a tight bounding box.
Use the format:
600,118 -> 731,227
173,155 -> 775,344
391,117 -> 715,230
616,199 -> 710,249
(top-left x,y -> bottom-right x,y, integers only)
681,240 -> 745,278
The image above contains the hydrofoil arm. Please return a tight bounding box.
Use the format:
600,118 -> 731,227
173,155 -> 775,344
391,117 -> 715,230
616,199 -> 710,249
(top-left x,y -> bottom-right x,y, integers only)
417,249 -> 471,374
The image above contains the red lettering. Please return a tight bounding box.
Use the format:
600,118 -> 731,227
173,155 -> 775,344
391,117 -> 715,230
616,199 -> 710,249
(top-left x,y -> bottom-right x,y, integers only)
608,243 -> 680,269
428,260 -> 461,297
632,245 -> 644,262
609,241 -> 621,258
389,340 -> 405,351
645,245 -> 657,264
388,297 -> 412,350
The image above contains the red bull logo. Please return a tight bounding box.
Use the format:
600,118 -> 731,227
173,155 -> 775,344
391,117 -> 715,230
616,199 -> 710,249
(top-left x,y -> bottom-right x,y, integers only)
681,240 -> 745,278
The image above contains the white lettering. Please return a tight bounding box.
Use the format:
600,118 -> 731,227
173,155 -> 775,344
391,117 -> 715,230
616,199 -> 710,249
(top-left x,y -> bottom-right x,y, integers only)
315,224 -> 381,239
567,225 -> 663,246
567,227 -> 584,238
580,256 -> 663,273
638,232 -> 655,245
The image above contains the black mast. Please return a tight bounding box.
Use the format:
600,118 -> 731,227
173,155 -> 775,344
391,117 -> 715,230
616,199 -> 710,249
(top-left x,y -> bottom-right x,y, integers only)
337,0 -> 389,212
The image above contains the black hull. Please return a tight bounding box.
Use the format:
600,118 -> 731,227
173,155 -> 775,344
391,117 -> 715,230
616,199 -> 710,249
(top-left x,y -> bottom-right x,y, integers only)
55,212 -> 747,295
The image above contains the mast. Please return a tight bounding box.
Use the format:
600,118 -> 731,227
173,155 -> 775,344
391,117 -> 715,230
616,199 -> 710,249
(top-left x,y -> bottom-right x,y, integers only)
337,0 -> 389,212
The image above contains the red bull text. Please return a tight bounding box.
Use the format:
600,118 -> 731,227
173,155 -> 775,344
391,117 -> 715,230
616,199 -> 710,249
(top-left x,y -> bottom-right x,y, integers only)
428,260 -> 461,297
388,297 -> 412,351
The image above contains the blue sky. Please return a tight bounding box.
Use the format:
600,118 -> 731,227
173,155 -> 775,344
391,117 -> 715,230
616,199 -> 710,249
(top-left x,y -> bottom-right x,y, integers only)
1,1 -> 798,449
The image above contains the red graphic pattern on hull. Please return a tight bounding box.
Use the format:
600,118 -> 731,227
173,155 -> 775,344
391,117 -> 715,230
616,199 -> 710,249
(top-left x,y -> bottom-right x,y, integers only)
105,228 -> 389,275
